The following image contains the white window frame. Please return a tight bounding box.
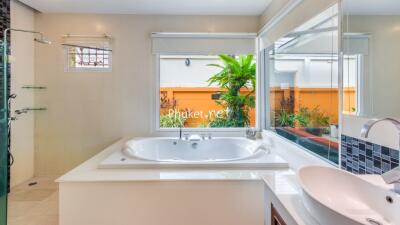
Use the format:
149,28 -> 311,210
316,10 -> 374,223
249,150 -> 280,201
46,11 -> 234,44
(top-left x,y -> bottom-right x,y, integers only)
153,44 -> 261,134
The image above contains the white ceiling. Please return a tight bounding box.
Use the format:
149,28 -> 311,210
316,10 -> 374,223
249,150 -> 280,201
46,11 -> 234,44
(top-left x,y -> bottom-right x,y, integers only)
19,0 -> 272,15
343,0 -> 400,15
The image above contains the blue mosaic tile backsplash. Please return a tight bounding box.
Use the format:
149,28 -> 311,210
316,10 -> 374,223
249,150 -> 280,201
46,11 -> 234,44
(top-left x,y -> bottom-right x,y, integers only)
341,135 -> 399,174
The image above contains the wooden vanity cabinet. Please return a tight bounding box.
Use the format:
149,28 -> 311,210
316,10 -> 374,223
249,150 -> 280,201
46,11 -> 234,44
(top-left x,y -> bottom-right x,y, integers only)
271,204 -> 287,225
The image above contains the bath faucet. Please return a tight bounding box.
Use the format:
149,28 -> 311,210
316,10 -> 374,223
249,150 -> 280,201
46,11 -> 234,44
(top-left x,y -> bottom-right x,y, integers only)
246,128 -> 257,139
187,134 -> 202,141
360,118 -> 400,194
200,133 -> 212,140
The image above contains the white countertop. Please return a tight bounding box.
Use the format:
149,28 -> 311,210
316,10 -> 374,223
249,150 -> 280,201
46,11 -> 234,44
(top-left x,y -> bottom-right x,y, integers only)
56,138 -> 318,225
57,138 -> 394,225
258,170 -> 320,225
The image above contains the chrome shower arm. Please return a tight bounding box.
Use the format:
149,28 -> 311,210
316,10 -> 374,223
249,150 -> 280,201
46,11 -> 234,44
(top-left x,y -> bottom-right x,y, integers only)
3,28 -> 49,46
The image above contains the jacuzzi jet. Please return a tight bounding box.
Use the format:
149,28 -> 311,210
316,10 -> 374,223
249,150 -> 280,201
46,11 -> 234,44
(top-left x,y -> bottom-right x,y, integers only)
366,218 -> 383,225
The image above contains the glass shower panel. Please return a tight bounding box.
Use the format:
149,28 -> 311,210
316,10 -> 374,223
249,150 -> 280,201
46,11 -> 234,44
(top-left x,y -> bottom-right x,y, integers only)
0,40 -> 8,225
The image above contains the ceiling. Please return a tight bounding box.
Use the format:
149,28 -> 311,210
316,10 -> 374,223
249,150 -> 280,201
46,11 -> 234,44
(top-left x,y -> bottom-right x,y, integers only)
19,0 -> 272,15
343,0 -> 400,15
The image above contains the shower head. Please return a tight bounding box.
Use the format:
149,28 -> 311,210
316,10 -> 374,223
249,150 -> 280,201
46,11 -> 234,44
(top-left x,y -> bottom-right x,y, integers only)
34,37 -> 51,45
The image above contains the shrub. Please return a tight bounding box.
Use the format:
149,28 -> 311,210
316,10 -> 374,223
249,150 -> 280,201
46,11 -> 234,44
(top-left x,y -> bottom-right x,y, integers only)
276,109 -> 296,127
160,113 -> 186,128
295,106 -> 330,128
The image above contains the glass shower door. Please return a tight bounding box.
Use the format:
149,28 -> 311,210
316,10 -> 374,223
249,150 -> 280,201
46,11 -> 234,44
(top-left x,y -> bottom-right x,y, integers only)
0,40 -> 8,225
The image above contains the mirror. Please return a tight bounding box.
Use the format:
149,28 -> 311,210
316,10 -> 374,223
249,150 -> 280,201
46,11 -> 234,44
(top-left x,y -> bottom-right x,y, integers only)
342,0 -> 400,117
265,4 -> 339,164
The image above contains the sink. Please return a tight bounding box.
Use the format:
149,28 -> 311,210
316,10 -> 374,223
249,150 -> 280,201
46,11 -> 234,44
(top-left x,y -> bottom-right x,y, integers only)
298,166 -> 400,225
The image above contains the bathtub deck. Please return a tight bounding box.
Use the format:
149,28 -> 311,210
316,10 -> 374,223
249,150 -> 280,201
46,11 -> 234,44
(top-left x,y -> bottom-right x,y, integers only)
57,138 -> 288,183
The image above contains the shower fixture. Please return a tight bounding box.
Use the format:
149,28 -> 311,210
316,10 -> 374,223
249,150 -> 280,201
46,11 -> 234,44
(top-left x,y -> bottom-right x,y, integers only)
34,37 -> 52,45
3,28 -> 52,46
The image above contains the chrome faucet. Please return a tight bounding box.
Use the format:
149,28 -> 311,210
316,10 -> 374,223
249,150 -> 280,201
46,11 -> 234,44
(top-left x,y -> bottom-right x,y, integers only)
246,128 -> 257,139
361,118 -> 400,194
382,167 -> 400,194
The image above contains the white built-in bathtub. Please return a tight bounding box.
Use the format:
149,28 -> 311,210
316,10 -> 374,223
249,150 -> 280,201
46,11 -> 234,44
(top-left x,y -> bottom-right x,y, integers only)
98,137 -> 288,168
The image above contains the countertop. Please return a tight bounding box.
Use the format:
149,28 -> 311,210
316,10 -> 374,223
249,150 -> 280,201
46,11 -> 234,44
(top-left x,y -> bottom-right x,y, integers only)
56,138 -> 394,225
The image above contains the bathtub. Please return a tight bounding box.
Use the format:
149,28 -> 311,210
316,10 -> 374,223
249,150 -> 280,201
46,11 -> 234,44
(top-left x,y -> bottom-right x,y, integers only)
98,137 -> 288,169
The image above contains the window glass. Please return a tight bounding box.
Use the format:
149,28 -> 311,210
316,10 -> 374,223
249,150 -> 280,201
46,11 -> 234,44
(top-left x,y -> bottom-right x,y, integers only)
65,45 -> 112,71
159,54 -> 256,128
265,4 -> 339,164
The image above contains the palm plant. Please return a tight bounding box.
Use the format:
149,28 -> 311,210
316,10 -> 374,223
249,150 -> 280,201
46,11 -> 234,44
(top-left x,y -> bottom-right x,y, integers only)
207,54 -> 256,127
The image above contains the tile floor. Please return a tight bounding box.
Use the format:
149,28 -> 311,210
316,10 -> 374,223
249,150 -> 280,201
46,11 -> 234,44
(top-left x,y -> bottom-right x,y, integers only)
7,177 -> 58,225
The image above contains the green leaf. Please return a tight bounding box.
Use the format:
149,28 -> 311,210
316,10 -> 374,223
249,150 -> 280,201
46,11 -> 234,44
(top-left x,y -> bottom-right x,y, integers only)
207,54 -> 256,127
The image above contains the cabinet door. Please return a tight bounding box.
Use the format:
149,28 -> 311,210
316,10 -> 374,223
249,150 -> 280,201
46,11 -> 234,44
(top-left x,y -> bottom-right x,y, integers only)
271,204 -> 286,225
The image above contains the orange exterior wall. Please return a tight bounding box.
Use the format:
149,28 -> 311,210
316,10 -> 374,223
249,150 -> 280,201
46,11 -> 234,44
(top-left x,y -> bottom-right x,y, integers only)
343,87 -> 356,113
270,87 -> 342,125
294,87 -> 339,124
160,87 -> 255,128
161,87 -> 355,128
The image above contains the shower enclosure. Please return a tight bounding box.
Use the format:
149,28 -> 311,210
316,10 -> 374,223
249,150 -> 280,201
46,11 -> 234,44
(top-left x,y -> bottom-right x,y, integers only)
0,27 -> 51,225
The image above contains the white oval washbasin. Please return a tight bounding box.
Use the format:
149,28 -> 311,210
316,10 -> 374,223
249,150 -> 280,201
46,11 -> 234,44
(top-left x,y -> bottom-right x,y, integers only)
123,137 -> 268,162
298,166 -> 400,225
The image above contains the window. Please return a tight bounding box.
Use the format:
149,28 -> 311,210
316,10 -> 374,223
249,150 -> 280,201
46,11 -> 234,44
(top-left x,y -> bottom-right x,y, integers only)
63,36 -> 112,72
343,54 -> 361,114
159,54 -> 256,129
342,33 -> 369,116
262,4 -> 339,164
152,33 -> 257,129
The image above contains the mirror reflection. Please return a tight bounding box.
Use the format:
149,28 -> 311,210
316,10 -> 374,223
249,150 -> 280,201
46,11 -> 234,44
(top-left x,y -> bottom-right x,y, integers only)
266,4 -> 339,164
342,0 -> 400,117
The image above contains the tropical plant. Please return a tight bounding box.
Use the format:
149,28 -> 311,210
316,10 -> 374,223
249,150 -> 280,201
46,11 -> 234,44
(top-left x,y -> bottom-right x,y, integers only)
295,107 -> 310,127
295,106 -> 330,128
207,54 -> 256,127
160,113 -> 186,128
276,109 -> 295,127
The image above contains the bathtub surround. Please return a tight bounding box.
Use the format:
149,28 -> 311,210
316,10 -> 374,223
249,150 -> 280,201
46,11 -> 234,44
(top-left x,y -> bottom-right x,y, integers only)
262,130 -> 333,170
57,139 -> 266,225
341,135 -> 399,175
